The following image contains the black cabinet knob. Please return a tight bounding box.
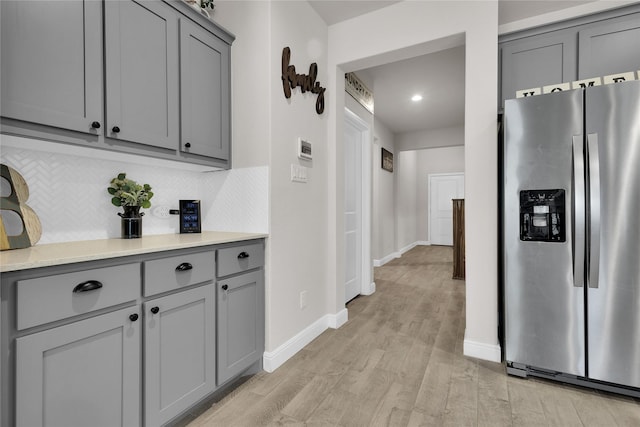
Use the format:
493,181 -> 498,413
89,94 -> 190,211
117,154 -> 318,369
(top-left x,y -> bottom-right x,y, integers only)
129,313 -> 139,322
151,306 -> 159,314
221,284 -> 228,291
237,252 -> 250,259
91,121 -> 101,129
112,126 -> 121,133
184,142 -> 191,148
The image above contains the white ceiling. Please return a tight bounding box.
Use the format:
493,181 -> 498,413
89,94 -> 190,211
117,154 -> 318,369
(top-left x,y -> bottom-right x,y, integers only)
309,0 -> 596,135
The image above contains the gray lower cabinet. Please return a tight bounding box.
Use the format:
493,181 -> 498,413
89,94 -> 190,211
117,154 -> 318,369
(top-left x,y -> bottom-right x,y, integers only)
16,306 -> 141,427
104,0 -> 179,150
144,284 -> 215,427
0,0 -> 103,135
1,241 -> 264,427
217,271 -> 265,385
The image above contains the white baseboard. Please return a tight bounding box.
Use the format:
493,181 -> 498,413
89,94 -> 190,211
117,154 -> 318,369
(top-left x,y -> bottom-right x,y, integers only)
361,281 -> 376,296
263,309 -> 348,372
374,241 -> 431,266
374,252 -> 400,267
463,338 -> 502,363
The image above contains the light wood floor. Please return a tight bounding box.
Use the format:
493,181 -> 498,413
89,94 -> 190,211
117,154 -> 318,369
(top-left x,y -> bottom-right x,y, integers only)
189,245 -> 640,426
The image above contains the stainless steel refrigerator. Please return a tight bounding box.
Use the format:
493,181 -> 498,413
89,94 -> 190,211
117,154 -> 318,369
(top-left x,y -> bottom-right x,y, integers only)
503,79 -> 640,396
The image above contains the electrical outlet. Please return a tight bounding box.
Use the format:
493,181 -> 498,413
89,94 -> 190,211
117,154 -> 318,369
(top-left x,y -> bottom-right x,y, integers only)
152,205 -> 171,219
300,290 -> 308,309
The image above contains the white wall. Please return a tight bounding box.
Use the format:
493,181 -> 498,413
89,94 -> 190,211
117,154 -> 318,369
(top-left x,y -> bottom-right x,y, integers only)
327,0 -> 500,362
214,1 -> 270,168
395,150 -> 417,252
215,0 -> 331,367
372,118 -> 395,262
416,146 -> 465,242
396,125 -> 464,152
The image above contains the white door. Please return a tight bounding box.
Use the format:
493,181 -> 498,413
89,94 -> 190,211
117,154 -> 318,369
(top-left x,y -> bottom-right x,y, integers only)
429,173 -> 464,246
344,117 -> 362,303
344,109 -> 371,303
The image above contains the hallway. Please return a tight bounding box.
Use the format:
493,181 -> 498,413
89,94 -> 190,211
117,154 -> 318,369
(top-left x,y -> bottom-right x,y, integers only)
188,246 -> 640,426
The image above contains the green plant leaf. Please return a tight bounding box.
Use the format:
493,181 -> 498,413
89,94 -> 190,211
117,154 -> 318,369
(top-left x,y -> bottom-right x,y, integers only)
111,197 -> 122,207
117,173 -> 126,180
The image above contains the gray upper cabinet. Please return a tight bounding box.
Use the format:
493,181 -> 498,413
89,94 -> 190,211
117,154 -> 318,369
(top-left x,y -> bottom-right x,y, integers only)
500,32 -> 576,105
578,18 -> 640,79
1,0 -> 234,168
180,19 -> 230,161
0,0 -> 103,135
499,7 -> 640,108
105,0 -> 179,150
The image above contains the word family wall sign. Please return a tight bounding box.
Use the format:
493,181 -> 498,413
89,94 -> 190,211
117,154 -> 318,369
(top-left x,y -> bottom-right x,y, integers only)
516,70 -> 640,98
281,46 -> 326,114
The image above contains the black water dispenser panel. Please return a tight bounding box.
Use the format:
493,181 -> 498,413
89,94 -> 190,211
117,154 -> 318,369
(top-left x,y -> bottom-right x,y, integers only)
520,189 -> 565,242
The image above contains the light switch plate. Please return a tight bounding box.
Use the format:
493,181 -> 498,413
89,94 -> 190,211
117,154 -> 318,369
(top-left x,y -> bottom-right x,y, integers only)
291,164 -> 308,183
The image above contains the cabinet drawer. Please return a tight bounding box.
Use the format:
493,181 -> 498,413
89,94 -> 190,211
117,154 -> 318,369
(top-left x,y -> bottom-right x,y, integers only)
17,263 -> 140,330
144,250 -> 215,296
217,242 -> 264,278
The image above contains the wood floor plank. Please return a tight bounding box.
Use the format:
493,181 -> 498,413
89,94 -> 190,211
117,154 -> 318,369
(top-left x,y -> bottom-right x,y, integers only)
188,246 -> 639,427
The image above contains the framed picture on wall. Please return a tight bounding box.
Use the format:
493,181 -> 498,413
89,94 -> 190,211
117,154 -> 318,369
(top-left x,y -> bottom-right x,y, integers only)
381,148 -> 393,172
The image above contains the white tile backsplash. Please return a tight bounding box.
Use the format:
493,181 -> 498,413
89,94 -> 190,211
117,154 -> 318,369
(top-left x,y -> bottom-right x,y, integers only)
1,137 -> 268,244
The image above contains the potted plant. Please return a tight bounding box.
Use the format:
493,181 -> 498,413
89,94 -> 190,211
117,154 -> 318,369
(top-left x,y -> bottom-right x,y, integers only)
107,173 -> 154,238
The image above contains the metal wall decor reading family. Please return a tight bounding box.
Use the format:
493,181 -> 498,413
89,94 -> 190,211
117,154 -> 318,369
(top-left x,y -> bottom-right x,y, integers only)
281,47 -> 326,114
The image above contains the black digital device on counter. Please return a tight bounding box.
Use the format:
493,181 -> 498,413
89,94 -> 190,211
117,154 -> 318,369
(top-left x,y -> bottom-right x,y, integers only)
179,200 -> 201,233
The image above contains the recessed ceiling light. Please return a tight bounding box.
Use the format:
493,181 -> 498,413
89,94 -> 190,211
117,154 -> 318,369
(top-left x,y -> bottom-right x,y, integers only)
411,94 -> 423,102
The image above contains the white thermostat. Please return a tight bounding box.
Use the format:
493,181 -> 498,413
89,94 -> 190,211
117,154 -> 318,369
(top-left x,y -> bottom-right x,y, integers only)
297,138 -> 312,160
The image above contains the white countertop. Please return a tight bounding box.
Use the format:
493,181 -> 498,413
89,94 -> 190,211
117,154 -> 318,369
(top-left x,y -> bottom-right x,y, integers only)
0,231 -> 268,273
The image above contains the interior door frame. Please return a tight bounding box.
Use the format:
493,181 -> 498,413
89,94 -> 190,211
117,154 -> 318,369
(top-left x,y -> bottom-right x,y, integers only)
428,172 -> 464,246
344,107 -> 374,301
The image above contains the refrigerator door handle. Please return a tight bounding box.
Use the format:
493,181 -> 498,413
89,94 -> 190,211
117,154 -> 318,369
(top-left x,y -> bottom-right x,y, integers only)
572,136 -> 586,288
587,134 -> 601,289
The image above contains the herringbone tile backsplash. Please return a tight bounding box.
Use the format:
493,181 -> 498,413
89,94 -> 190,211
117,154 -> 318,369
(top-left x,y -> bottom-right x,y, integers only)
1,139 -> 268,245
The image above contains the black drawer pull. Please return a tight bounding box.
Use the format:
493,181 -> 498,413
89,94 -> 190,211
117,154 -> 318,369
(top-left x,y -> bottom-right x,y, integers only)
175,262 -> 193,272
129,313 -> 139,322
221,284 -> 228,291
73,280 -> 103,293
237,252 -> 250,259
151,306 -> 160,314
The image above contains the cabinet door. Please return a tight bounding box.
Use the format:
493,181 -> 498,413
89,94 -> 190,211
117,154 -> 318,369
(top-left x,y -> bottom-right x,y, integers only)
144,284 -> 215,427
180,19 -> 230,160
578,16 -> 640,79
217,271 -> 265,385
16,307 -> 141,427
501,32 -> 576,105
104,0 -> 179,150
0,0 -> 102,134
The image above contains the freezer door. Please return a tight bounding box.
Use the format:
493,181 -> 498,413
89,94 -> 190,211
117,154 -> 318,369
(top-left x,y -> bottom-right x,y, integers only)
504,89 -> 585,376
585,80 -> 640,388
